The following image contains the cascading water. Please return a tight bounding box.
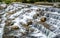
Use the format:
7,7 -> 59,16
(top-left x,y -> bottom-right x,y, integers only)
0,2 -> 60,38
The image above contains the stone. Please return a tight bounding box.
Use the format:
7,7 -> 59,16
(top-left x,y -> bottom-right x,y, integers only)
11,26 -> 19,30
3,35 -> 17,38
27,20 -> 32,25
5,20 -> 12,26
4,27 -> 11,34
40,17 -> 46,22
33,14 -> 37,19
22,23 -> 29,29
0,4 -> 7,10
0,19 -> 2,22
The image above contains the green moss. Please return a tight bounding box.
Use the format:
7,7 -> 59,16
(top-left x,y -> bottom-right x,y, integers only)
0,0 -> 2,2
4,0 -> 11,4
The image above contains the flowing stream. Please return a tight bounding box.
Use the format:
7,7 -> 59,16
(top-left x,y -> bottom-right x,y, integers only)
0,2 -> 60,38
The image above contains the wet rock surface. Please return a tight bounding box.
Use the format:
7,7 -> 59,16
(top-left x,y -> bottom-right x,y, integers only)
0,2 -> 60,38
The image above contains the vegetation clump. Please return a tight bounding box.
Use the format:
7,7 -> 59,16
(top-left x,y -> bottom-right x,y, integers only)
0,0 -> 60,4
